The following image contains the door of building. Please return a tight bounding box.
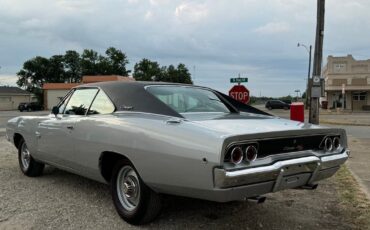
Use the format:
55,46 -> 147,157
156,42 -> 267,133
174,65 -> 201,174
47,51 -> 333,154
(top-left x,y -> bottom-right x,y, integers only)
352,92 -> 367,110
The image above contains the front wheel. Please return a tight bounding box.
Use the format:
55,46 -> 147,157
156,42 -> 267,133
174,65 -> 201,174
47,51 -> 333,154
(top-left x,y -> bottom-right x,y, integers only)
111,159 -> 162,225
18,138 -> 44,177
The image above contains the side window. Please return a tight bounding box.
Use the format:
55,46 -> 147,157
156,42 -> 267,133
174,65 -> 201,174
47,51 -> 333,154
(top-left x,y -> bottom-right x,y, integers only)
58,91 -> 74,114
64,89 -> 98,115
88,90 -> 115,115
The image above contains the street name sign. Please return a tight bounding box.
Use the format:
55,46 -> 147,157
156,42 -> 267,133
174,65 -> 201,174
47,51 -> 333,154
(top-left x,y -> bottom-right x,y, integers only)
230,78 -> 248,83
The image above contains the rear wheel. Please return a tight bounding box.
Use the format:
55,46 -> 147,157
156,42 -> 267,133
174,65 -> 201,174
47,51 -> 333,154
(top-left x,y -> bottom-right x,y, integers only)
111,159 -> 162,225
18,138 -> 44,177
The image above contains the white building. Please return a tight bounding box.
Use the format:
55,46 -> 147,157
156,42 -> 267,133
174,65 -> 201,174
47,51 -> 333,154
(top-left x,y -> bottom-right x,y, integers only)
0,86 -> 36,110
323,55 -> 370,111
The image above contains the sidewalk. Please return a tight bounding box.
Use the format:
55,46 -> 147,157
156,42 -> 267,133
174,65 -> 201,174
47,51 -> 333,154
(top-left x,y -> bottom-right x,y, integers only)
319,109 -> 370,126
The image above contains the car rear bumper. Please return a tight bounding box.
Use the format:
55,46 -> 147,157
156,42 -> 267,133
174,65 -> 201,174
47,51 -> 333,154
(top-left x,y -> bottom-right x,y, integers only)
212,150 -> 349,202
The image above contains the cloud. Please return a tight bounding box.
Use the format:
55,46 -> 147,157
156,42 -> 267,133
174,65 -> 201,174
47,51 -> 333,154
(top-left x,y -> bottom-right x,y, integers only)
254,22 -> 291,35
174,2 -> 208,23
0,0 -> 370,96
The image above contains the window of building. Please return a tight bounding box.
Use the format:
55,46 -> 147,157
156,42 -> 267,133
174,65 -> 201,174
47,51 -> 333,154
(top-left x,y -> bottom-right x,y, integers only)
88,90 -> 115,115
352,92 -> 367,101
333,63 -> 346,73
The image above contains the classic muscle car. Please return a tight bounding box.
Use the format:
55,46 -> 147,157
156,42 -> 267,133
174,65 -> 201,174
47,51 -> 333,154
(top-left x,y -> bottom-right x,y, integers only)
6,81 -> 349,225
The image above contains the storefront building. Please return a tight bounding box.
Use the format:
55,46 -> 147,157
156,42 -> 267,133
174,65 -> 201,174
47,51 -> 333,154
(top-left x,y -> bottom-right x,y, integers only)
323,55 -> 370,111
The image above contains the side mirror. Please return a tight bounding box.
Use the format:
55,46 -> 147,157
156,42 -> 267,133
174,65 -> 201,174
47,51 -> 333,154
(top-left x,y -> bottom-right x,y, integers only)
52,106 -> 59,117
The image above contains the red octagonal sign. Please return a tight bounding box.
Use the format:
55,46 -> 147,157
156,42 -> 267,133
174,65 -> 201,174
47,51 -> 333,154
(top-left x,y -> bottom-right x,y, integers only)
229,85 -> 250,104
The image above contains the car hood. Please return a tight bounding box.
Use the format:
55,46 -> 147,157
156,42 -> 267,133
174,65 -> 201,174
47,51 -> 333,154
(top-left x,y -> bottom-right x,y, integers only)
183,112 -> 323,136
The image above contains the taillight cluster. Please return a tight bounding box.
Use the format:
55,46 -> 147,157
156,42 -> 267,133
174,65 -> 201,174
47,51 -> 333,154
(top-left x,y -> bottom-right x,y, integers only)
226,144 -> 258,165
322,136 -> 341,152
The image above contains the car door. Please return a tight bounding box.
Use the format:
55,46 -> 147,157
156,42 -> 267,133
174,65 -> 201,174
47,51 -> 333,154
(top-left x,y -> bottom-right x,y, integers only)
36,88 -> 99,170
70,89 -> 116,177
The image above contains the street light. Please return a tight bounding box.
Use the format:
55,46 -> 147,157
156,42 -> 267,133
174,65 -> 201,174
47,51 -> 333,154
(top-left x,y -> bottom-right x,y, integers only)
294,89 -> 301,102
297,43 -> 312,109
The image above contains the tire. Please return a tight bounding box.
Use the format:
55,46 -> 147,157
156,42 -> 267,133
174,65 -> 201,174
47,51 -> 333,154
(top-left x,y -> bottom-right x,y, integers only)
18,138 -> 44,177
111,159 -> 162,225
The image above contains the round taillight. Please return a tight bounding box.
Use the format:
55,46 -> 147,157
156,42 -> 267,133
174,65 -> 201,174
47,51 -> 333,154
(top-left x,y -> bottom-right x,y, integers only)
333,137 -> 341,150
230,147 -> 244,164
245,145 -> 258,162
324,137 -> 333,152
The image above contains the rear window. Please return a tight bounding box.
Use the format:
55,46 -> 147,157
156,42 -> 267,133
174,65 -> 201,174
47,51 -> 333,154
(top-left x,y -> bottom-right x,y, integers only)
146,86 -> 231,114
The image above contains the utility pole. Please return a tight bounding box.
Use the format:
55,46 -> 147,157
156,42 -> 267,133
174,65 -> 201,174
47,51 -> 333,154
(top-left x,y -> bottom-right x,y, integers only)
309,0 -> 325,124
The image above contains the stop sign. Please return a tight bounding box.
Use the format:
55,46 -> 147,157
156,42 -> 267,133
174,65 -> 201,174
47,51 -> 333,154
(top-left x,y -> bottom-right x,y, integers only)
229,85 -> 250,104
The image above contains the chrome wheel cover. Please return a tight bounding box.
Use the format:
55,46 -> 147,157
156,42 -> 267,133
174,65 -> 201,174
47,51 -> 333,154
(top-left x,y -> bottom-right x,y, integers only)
20,142 -> 31,170
116,165 -> 141,211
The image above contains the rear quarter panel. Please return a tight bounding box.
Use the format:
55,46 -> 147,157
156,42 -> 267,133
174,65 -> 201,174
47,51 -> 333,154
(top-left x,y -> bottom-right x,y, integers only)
73,113 -> 225,193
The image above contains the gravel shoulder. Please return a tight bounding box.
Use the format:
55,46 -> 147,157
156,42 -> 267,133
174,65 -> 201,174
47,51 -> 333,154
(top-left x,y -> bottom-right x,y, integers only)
0,136 -> 369,230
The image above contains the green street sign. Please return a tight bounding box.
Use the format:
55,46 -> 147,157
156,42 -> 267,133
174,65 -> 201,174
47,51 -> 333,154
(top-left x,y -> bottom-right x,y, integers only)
230,77 -> 248,83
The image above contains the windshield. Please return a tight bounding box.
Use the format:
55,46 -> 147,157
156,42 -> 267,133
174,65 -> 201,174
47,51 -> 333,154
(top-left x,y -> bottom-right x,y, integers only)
146,86 -> 231,113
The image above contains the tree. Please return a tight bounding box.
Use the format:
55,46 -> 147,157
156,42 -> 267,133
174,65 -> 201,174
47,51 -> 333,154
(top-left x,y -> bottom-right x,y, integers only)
175,63 -> 192,84
17,56 -> 50,91
64,50 -> 82,83
104,47 -> 130,76
47,55 -> 66,83
133,58 -> 162,81
133,59 -> 193,84
17,56 -> 52,103
81,49 -> 100,75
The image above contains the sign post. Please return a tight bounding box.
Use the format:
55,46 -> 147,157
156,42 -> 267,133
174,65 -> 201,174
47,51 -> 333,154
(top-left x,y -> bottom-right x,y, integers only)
229,76 -> 250,104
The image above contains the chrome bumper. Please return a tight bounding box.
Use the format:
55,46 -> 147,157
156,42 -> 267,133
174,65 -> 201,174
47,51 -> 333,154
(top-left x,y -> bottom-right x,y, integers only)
214,150 -> 349,189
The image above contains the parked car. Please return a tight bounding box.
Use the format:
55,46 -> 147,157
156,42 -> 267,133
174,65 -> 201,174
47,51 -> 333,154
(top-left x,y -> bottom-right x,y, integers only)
18,102 -> 43,112
6,82 -> 349,225
265,100 -> 290,110
281,99 -> 292,105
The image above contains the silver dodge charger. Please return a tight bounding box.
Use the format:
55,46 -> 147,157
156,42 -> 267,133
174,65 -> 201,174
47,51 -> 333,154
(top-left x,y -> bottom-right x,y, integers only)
6,81 -> 349,225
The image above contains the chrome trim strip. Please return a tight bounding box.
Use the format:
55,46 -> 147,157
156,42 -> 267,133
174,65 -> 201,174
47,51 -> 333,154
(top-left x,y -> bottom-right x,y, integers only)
223,156 -> 320,178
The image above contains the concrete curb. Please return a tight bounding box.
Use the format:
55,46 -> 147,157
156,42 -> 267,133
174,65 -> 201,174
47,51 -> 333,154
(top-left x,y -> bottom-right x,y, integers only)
320,120 -> 370,126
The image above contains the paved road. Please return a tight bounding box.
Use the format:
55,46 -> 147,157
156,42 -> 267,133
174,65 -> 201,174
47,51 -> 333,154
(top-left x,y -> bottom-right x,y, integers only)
0,111 -> 49,128
327,125 -> 370,138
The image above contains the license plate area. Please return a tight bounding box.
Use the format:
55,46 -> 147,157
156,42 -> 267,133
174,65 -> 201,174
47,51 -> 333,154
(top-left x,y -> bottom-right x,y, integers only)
277,173 -> 312,190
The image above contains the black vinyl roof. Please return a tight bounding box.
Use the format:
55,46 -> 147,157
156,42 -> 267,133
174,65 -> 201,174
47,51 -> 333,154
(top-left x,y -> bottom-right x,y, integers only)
76,81 -> 271,118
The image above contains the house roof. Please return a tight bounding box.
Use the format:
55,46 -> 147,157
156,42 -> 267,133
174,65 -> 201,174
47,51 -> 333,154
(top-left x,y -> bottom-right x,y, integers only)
43,83 -> 80,90
42,75 -> 135,90
0,86 -> 32,95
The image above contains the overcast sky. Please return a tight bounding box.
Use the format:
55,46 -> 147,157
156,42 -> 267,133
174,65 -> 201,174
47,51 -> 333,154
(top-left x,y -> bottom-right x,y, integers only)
0,0 -> 370,96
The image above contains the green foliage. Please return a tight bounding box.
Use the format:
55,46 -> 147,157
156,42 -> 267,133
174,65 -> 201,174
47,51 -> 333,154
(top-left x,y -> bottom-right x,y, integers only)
17,47 -> 131,101
133,59 -> 192,84
133,58 -> 162,81
64,50 -> 82,83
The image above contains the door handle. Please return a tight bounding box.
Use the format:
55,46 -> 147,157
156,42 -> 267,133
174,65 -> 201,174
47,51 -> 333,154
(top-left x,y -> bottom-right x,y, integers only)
66,126 -> 74,130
